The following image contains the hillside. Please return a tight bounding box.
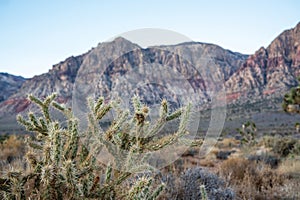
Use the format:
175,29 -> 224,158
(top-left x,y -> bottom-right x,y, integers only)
1,23 -> 300,133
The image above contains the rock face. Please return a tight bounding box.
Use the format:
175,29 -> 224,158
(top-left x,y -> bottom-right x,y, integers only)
0,73 -> 26,102
1,22 -> 300,132
72,38 -> 246,123
0,54 -> 87,118
76,41 -> 247,108
225,22 -> 300,102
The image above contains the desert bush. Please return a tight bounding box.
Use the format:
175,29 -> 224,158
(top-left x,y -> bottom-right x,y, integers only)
216,150 -> 234,160
278,158 -> 300,179
159,167 -> 235,200
218,157 -> 251,181
261,135 -> 275,147
248,153 -> 280,168
262,136 -> 299,157
180,167 -> 235,200
0,135 -> 27,179
216,138 -> 240,149
0,135 -> 9,144
282,81 -> 300,113
291,140 -> 300,156
0,135 -> 25,164
0,93 -> 201,199
273,137 -> 297,157
218,157 -> 287,199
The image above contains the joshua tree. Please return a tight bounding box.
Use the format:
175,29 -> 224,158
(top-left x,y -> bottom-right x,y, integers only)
236,121 -> 257,146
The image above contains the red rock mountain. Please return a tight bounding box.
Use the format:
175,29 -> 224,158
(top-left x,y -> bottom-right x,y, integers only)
0,73 -> 26,102
1,22 -> 300,132
225,22 -> 300,102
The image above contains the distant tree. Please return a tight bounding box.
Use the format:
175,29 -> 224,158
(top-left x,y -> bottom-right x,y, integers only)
282,78 -> 300,135
282,77 -> 300,113
236,121 -> 257,146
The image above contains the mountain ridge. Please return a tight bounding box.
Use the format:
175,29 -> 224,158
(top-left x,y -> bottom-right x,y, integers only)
0,73 -> 26,103
225,22 -> 300,103
1,22 -> 300,133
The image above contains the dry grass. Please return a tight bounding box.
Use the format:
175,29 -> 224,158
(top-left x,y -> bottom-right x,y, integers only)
276,157 -> 300,198
0,135 -> 25,162
217,156 -> 300,200
1,133 -> 300,199
0,135 -> 27,178
278,157 -> 300,178
216,138 -> 240,149
261,136 -> 300,157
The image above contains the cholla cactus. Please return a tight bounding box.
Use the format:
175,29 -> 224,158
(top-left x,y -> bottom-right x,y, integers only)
0,93 -> 199,199
87,94 -> 201,173
200,185 -> 208,200
125,176 -> 164,200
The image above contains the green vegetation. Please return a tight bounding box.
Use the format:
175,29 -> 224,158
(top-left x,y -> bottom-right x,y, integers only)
262,136 -> 300,157
236,121 -> 257,146
282,77 -> 300,113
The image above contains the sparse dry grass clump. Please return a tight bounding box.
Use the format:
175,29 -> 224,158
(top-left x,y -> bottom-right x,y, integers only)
0,135 -> 26,174
216,138 -> 240,149
262,136 -> 300,157
278,158 -> 300,178
0,135 -> 25,162
217,156 -> 300,199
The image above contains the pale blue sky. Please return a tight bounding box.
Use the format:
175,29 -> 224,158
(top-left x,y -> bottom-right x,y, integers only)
0,0 -> 300,78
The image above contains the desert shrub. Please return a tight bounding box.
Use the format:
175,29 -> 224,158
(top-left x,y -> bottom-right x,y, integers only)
159,167 -> 235,200
282,81 -> 300,113
0,93 -> 201,199
180,167 -> 235,200
262,136 -> 298,157
278,158 -> 300,178
0,135 -> 9,143
216,150 -> 234,160
248,154 -> 280,168
218,157 -> 251,181
0,135 -> 27,178
273,137 -> 297,157
261,135 -> 275,147
216,138 -> 240,149
0,135 -> 25,164
291,140 -> 300,156
218,157 -> 286,199
181,148 -> 198,157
